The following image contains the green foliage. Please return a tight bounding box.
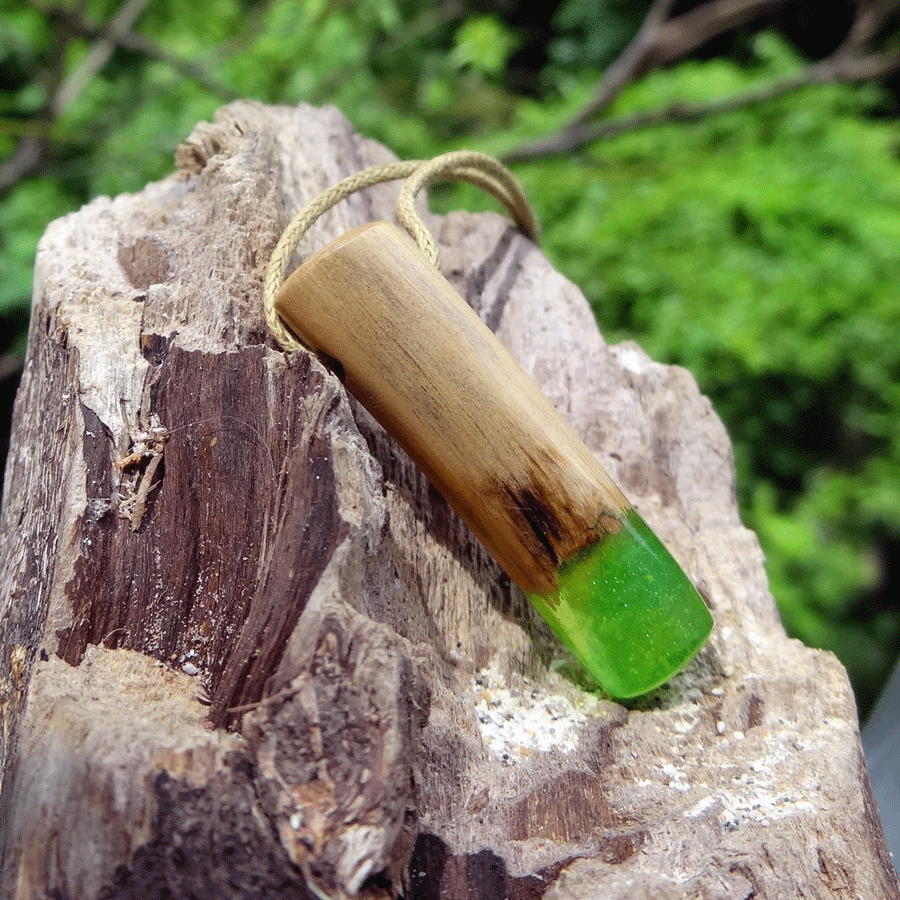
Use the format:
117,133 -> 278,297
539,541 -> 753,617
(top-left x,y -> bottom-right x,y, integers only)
0,178 -> 75,318
2,2 -> 899,712
450,14 -> 519,76
549,0 -> 648,72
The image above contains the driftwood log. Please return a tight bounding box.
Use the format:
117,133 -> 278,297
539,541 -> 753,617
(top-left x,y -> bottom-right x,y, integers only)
1,101 -> 897,900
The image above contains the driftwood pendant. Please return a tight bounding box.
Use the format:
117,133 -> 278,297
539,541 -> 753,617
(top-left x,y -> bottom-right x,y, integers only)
274,221 -> 713,697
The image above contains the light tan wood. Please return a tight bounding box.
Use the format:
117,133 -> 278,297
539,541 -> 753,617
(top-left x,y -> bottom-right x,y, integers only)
275,221 -> 629,596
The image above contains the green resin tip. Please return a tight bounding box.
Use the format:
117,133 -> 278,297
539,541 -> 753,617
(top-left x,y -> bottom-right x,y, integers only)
528,508 -> 714,699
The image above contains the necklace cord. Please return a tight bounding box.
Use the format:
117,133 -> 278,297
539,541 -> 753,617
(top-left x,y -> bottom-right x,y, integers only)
263,150 -> 540,351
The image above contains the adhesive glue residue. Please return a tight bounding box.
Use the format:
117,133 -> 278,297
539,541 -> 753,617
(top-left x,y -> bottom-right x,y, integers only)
468,658 -> 602,765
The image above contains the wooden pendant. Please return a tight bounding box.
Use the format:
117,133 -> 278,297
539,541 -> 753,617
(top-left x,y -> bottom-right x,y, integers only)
274,221 -> 713,697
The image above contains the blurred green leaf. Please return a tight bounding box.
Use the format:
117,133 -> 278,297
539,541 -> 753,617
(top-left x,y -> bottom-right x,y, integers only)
449,15 -> 519,77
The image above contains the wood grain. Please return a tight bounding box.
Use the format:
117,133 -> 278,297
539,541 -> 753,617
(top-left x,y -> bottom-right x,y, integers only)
275,221 -> 629,596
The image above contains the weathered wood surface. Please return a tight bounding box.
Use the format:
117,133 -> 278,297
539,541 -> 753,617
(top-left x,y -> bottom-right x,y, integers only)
0,101 -> 897,900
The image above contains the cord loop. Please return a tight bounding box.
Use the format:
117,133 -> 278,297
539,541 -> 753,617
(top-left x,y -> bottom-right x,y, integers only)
263,150 -> 539,350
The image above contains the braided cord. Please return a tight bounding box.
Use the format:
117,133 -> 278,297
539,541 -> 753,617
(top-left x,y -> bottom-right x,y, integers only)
396,151 -> 540,267
263,150 -> 539,351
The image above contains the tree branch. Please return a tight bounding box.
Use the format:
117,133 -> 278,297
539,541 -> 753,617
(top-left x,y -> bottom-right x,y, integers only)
2,0 -> 240,194
39,1 -> 239,103
568,0 -> 680,128
571,0 -> 793,127
502,48 -> 900,163
51,0 -> 153,114
0,137 -> 45,193
842,0 -> 900,52
505,0 -> 900,164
